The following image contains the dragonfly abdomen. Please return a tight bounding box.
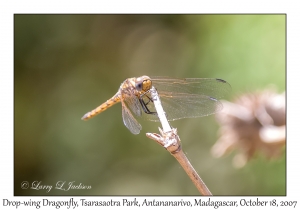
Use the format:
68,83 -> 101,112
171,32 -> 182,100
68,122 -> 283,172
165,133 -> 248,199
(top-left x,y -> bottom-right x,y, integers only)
81,95 -> 121,120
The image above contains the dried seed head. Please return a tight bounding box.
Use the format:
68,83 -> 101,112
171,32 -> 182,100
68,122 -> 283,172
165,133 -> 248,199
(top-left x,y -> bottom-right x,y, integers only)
212,89 -> 285,168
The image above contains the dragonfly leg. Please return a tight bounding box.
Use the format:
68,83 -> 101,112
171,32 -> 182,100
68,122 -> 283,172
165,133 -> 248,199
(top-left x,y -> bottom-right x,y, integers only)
139,97 -> 157,115
143,94 -> 154,105
139,89 -> 157,114
140,90 -> 153,104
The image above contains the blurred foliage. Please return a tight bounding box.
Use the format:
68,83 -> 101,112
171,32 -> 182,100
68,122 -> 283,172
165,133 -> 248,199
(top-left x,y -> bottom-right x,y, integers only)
14,14 -> 285,195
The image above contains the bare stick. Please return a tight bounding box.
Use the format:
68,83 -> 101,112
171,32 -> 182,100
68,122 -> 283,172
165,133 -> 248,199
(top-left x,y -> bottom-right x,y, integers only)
149,87 -> 172,133
146,87 -> 212,196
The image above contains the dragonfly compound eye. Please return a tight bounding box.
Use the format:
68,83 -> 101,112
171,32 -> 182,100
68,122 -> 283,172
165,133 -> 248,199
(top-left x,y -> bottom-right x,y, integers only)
135,81 -> 143,91
142,79 -> 152,92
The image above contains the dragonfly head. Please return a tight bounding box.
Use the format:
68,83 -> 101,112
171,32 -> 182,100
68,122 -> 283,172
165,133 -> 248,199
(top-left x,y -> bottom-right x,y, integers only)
135,76 -> 152,93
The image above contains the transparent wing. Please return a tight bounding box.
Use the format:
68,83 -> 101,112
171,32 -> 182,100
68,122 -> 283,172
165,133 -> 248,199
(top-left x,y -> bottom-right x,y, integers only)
143,91 -> 223,122
142,77 -> 231,121
123,93 -> 142,117
151,77 -> 231,99
121,102 -> 142,134
119,79 -> 143,134
121,81 -> 143,117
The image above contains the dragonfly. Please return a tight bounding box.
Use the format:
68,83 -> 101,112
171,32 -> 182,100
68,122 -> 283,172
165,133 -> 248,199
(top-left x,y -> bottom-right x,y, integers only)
82,75 -> 231,134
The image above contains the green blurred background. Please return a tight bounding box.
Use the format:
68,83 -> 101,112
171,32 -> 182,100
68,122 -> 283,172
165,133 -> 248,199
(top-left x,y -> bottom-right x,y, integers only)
14,14 -> 285,195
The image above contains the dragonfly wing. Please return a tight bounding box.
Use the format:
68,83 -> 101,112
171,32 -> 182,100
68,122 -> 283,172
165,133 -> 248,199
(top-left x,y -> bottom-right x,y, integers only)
121,87 -> 143,117
143,91 -> 223,122
121,102 -> 142,134
142,77 -> 231,122
152,77 -> 231,99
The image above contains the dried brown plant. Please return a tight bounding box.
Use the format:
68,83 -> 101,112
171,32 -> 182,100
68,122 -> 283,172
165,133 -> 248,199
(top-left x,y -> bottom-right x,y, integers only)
212,88 -> 286,168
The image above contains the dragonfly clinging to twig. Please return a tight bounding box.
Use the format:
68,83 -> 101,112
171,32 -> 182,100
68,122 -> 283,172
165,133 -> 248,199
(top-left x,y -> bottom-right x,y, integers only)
82,76 -> 231,134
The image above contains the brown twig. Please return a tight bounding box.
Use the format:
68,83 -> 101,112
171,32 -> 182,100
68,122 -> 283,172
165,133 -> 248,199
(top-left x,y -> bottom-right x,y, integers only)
146,87 -> 212,195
